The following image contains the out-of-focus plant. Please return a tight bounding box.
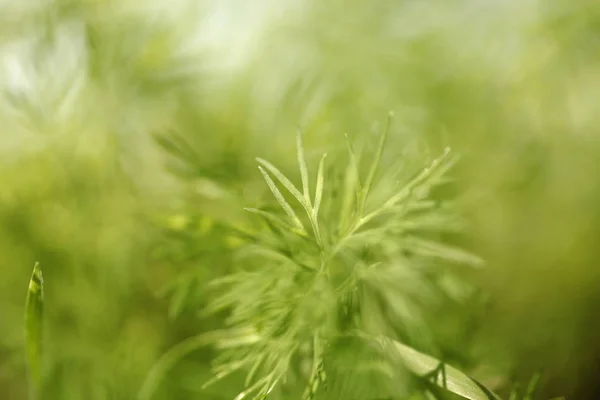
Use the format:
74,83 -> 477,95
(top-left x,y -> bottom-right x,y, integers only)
141,116 -> 504,400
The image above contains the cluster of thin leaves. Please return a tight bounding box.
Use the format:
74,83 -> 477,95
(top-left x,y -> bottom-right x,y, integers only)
188,113 -> 495,400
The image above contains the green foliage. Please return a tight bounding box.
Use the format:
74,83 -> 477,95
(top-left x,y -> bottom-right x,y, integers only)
24,262 -> 43,400
192,118 -> 485,400
1,0 -> 599,399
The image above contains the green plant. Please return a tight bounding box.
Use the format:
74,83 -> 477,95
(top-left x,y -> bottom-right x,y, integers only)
25,262 -> 44,400
140,114 -> 507,400
203,113 -> 490,400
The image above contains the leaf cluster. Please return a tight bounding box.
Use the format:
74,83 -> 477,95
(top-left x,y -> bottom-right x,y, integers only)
201,114 -> 485,400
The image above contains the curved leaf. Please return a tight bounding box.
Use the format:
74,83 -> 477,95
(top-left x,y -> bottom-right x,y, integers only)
379,336 -> 502,400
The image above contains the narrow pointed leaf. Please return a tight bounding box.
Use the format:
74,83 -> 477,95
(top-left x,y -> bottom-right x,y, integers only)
257,158 -> 310,211
303,334 -> 327,400
313,153 -> 327,218
237,244 -> 317,272
244,208 -> 306,237
384,148 -> 458,209
404,236 -> 485,267
344,133 -> 362,201
233,376 -> 271,400
339,163 -> 358,234
25,262 -> 44,400
296,129 -> 311,203
524,373 -> 541,400
257,167 -> 306,231
363,112 -> 393,204
380,337 -> 502,400
245,354 -> 266,387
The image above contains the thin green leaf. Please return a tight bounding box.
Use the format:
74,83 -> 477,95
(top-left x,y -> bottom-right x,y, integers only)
380,336 -> 502,400
509,385 -> 520,400
256,158 -> 309,210
363,111 -> 393,206
168,282 -> 190,319
344,133 -> 363,198
202,359 -> 250,390
237,244 -> 317,272
296,128 -> 311,204
404,236 -> 485,267
233,376 -> 271,400
384,148 -> 457,209
303,334 -> 327,400
524,373 -> 541,400
257,167 -> 306,232
25,262 -> 43,400
313,153 -> 327,218
244,208 -> 306,237
245,353 -> 267,387
339,159 -> 359,234
253,379 -> 278,400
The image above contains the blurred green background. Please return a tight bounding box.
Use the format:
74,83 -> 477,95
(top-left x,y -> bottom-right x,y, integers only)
1,0 -> 600,399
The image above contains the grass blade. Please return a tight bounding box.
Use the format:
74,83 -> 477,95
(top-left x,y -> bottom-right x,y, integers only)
296,128 -> 311,203
25,262 -> 44,400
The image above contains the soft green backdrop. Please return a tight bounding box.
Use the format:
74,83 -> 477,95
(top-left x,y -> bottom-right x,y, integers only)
1,0 -> 599,399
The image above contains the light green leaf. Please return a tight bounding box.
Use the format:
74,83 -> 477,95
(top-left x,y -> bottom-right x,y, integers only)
237,244 -> 317,272
303,334 -> 327,400
256,158 -> 309,210
380,336 -> 502,400
296,129 -> 311,203
363,111 -> 393,206
344,133 -> 363,197
384,148 -> 458,209
245,353 -> 266,387
257,166 -> 306,232
313,153 -> 327,218
244,208 -> 307,237
404,236 -> 485,267
339,144 -> 361,233
25,262 -> 44,400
